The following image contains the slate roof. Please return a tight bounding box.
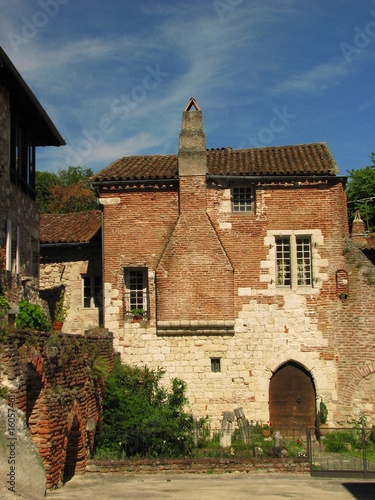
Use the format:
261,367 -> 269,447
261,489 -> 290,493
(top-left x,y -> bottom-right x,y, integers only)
90,142 -> 339,184
40,211 -> 101,245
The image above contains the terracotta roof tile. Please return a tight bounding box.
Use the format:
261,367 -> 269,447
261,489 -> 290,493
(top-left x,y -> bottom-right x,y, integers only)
90,143 -> 339,184
40,211 -> 101,244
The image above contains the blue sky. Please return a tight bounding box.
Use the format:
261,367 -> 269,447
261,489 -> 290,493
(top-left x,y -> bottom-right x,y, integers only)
1,0 -> 375,176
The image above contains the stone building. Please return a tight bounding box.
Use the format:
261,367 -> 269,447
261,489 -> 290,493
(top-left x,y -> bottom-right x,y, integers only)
90,98 -> 375,430
0,46 -> 65,308
39,210 -> 103,333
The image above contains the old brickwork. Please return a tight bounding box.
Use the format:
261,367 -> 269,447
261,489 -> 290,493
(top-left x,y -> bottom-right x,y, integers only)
0,330 -> 113,489
92,101 -> 375,430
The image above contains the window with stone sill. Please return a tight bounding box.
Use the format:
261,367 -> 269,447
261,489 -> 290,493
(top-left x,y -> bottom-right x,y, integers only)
276,235 -> 312,288
124,267 -> 148,318
83,275 -> 101,309
231,186 -> 255,213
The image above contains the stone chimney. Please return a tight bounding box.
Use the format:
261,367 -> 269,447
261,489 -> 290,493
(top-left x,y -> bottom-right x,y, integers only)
351,210 -> 367,247
155,98 -> 234,334
178,97 -> 207,177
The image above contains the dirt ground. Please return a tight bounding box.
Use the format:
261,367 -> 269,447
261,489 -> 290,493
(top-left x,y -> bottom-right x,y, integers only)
45,472 -> 375,500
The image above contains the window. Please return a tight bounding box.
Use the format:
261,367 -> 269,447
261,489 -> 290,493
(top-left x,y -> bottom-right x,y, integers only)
296,237 -> 312,286
211,358 -> 221,373
29,238 -> 39,275
232,186 -> 255,213
276,235 -> 312,288
124,268 -> 148,315
276,237 -> 291,286
5,220 -> 19,274
83,275 -> 101,309
10,111 -> 36,199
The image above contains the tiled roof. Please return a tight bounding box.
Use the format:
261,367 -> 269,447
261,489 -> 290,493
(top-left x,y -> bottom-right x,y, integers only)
90,143 -> 339,184
40,211 -> 101,244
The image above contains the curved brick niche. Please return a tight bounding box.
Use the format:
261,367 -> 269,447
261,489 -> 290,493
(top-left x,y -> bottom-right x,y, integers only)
63,414 -> 85,483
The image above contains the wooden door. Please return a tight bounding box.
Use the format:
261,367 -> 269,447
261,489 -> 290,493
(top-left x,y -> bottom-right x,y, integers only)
269,362 -> 316,435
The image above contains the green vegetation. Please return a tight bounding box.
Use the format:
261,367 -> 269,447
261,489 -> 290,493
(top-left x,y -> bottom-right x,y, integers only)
94,359 -> 199,458
346,153 -> 375,232
319,399 -> 328,424
15,300 -> 50,331
36,166 -> 97,214
0,291 -> 10,340
53,289 -> 68,323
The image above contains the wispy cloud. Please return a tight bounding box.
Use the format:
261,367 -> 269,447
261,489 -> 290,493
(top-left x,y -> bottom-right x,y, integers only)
269,61 -> 349,95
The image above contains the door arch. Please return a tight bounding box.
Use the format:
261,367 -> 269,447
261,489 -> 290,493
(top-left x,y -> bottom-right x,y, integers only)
269,361 -> 316,435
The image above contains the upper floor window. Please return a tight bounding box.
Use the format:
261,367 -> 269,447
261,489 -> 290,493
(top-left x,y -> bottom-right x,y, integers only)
10,111 -> 36,199
124,268 -> 148,317
276,235 -> 312,288
231,186 -> 255,213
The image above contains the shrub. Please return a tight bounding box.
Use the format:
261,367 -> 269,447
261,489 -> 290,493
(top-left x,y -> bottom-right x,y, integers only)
0,292 -> 10,340
15,300 -> 50,331
95,358 -> 197,457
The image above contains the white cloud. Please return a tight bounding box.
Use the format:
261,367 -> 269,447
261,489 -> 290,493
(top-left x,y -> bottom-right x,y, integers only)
270,61 -> 349,95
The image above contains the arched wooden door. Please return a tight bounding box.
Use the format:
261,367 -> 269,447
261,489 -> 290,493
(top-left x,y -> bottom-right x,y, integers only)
269,361 -> 316,435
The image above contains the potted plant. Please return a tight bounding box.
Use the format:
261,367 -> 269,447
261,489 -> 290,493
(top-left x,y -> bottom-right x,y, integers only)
318,399 -> 329,436
130,307 -> 144,322
53,289 -> 68,331
262,422 -> 272,438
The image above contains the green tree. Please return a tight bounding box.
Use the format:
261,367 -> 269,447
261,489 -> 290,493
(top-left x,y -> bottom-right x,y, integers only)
346,153 -> 375,232
35,171 -> 59,213
36,166 -> 97,214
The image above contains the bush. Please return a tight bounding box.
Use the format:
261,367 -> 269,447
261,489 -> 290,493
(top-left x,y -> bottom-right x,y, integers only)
95,359 -> 197,457
15,300 -> 50,331
0,292 -> 10,340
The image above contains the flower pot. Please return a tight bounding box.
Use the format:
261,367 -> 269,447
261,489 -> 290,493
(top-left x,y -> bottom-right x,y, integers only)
53,321 -> 63,331
319,423 -> 329,436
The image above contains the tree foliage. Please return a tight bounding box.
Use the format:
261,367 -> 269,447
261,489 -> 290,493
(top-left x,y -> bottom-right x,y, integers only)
346,153 -> 375,232
95,358 -> 197,457
36,166 -> 97,214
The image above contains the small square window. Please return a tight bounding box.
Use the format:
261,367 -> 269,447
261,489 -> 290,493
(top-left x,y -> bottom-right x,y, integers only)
232,186 -> 255,213
211,358 -> 221,373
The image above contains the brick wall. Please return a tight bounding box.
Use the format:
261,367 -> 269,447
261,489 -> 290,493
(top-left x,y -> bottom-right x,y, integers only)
0,329 -> 113,489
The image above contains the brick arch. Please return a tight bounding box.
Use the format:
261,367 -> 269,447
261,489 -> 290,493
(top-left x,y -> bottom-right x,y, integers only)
340,360 -> 375,407
62,401 -> 87,483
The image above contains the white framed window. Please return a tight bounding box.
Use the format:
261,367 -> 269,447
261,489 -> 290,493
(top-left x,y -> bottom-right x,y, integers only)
231,186 -> 255,213
276,235 -> 312,288
124,268 -> 148,315
83,275 -> 101,309
6,220 -> 19,274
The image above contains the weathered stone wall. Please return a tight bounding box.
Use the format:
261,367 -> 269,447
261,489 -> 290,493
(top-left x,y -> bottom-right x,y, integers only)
0,329 -> 113,489
0,83 -> 40,307
100,175 -> 375,429
39,240 -> 102,334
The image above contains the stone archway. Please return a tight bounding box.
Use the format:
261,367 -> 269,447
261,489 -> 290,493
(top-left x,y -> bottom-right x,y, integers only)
269,361 -> 316,435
